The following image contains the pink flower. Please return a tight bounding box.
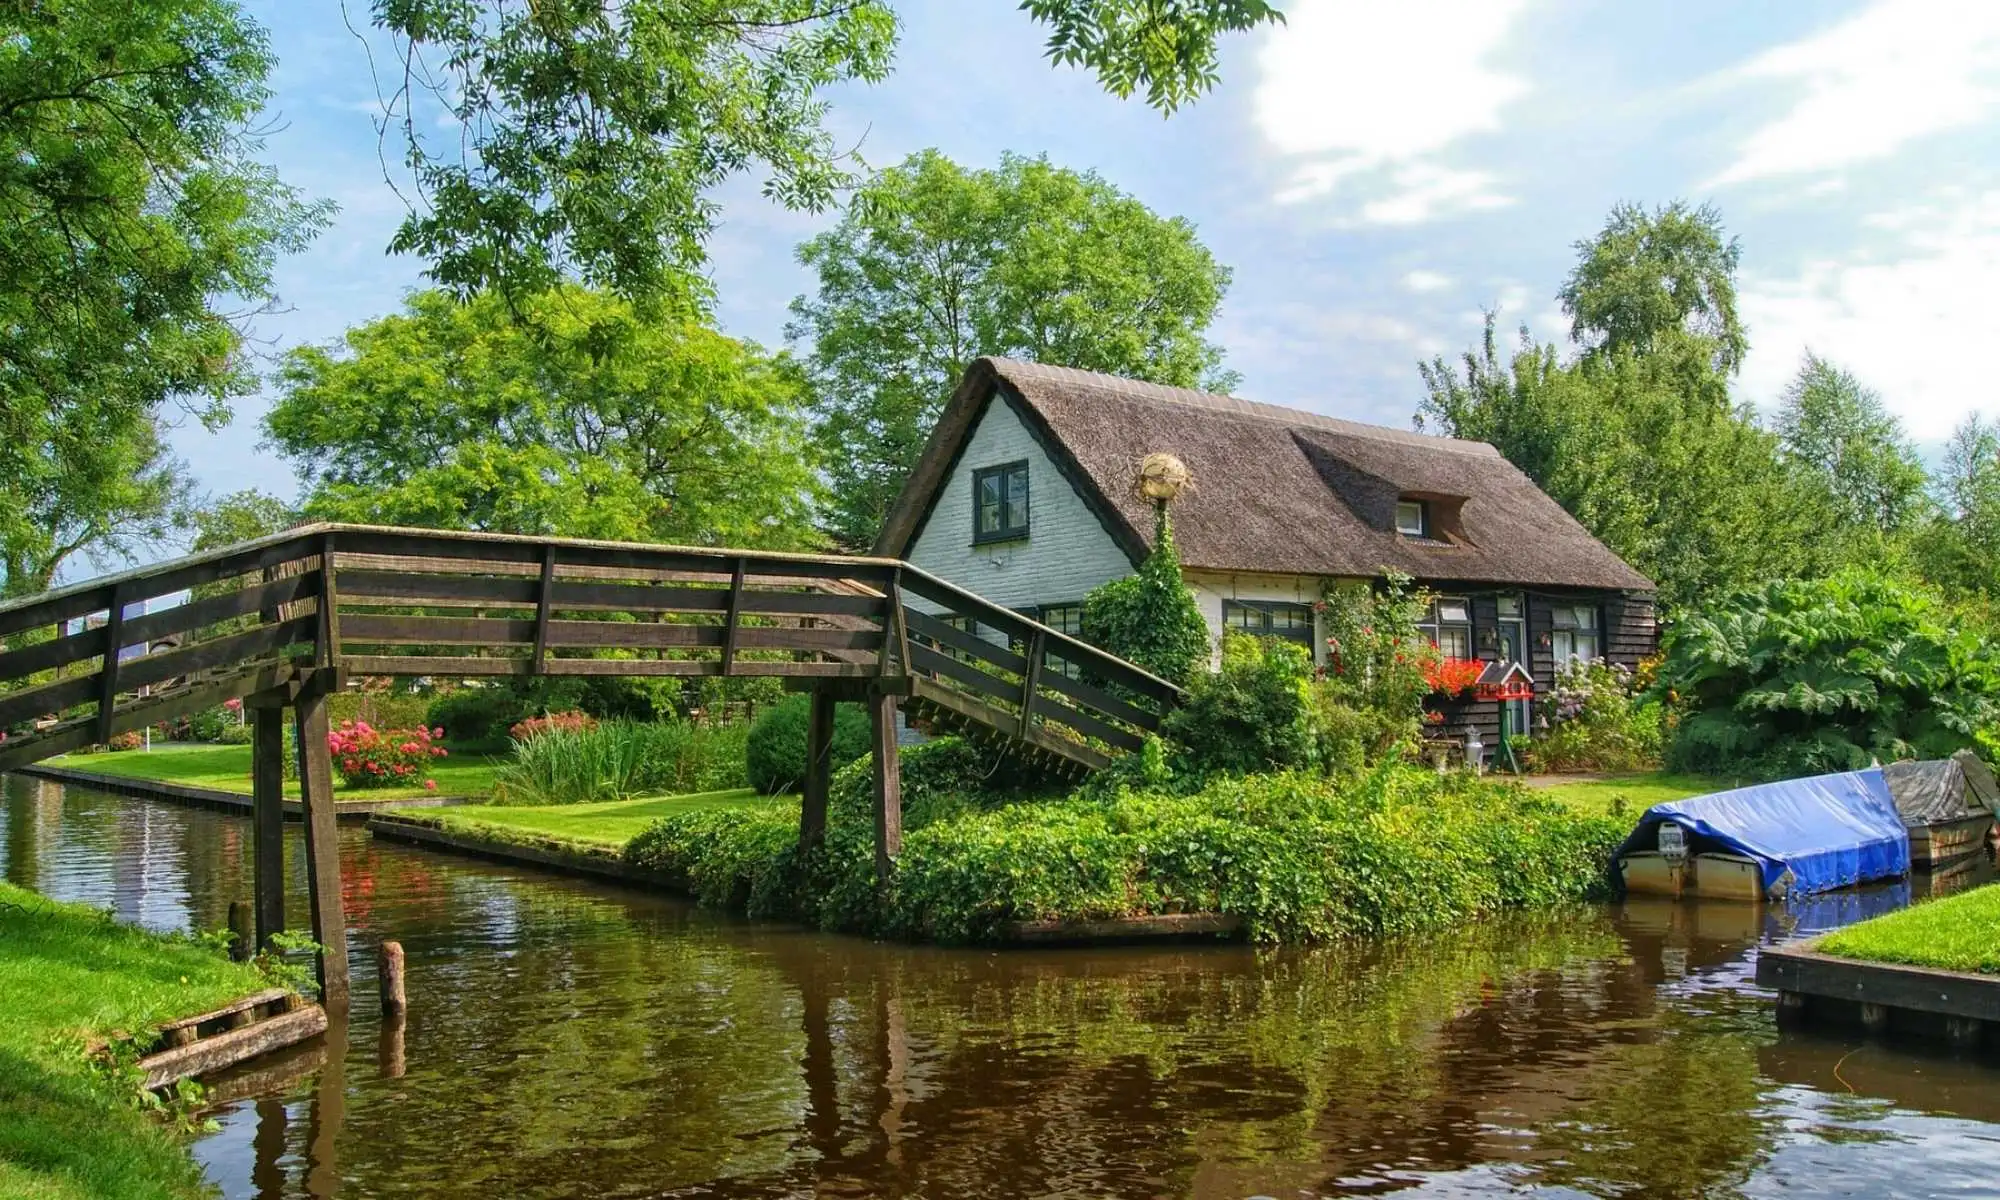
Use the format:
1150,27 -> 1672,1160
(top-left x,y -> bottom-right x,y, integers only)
433,727 -> 445,739
224,698 -> 242,712
424,779 -> 438,791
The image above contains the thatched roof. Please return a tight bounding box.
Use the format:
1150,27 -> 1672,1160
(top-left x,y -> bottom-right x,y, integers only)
876,358 -> 1655,593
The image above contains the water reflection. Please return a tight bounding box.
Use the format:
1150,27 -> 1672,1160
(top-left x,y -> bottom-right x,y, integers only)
5,774 -> 1998,1199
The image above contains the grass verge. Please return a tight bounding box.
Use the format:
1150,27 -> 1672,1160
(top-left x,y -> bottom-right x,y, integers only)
0,881 -> 275,1200
392,788 -> 781,852
46,742 -> 505,802
1816,883 -> 2000,975
1529,771 -> 1728,819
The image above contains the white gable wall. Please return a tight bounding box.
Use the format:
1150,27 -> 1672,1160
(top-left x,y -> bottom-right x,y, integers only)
905,391 -> 1134,614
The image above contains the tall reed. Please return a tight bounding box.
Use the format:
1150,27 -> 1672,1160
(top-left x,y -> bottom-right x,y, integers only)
491,720 -> 749,806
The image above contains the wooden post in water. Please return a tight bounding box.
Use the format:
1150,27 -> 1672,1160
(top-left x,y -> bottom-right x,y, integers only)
250,707 -> 287,951
868,693 -> 902,883
798,690 -> 836,852
377,940 -> 406,1021
293,688 -> 349,1009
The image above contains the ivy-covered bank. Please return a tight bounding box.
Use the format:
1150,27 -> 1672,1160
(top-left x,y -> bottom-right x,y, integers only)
625,738 -> 1625,943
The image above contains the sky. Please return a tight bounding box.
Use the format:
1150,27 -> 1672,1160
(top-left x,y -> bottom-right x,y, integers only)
202,0 -> 2000,509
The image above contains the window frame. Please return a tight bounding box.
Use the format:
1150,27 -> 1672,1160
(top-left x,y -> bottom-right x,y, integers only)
1221,599 -> 1316,648
1395,498 -> 1429,538
1418,595 -> 1474,660
1550,603 -> 1602,665
971,460 -> 1031,545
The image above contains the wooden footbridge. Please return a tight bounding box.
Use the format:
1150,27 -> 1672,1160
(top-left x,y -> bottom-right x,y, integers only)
0,525 -> 1181,1007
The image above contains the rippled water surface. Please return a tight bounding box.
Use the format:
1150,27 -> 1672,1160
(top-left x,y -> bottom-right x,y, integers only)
7,773 -> 2000,1199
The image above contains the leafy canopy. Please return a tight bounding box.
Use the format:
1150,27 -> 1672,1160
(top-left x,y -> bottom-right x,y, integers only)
1656,571 -> 2000,780
1559,200 -> 1746,376
791,150 -> 1234,547
367,0 -> 1280,304
0,0 -> 328,595
263,287 -> 821,548
1774,352 -> 1929,540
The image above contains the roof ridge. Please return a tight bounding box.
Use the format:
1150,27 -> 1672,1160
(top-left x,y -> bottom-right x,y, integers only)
982,356 -> 1497,458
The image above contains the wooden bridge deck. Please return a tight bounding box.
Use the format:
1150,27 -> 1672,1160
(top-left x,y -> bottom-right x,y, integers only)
0,524 -> 1182,1007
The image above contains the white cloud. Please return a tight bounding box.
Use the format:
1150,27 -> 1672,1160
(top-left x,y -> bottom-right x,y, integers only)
1254,0 -> 1531,221
1739,189 -> 2000,441
1706,0 -> 2000,188
1402,269 -> 1454,293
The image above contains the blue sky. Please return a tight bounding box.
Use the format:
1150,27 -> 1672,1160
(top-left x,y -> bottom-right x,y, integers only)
202,0 -> 2000,508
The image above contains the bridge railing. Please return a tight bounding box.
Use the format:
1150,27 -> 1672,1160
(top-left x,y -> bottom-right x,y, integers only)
896,565 -> 1180,765
0,525 -> 1182,773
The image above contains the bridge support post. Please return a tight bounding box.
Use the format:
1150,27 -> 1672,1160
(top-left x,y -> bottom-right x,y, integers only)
292,690 -> 349,1010
868,693 -> 902,883
251,707 -> 287,952
798,690 -> 835,852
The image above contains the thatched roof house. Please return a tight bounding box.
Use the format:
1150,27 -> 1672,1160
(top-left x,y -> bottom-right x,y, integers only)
876,358 -> 1658,745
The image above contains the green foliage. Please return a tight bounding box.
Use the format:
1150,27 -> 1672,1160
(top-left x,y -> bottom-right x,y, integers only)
1912,415 -> 2000,603
492,720 -> 749,806
1774,353 -> 1929,542
1022,1 -> 1285,111
626,738 -> 1619,944
742,694 -> 871,795
327,692 -> 433,736
190,488 -> 296,551
1657,571 -> 2000,779
1558,200 -> 1746,375
791,150 -> 1236,546
1081,508 -> 1212,687
0,0 -> 328,597
1528,660 -> 1663,774
1162,633 -> 1316,775
1313,573 -> 1435,769
426,689 -> 528,746
365,2 -> 1270,306
265,286 -> 821,549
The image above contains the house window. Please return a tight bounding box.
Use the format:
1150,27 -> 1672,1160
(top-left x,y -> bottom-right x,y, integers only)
1396,499 -> 1428,538
1035,603 -> 1085,678
1221,600 -> 1315,647
1420,596 -> 1473,659
1551,604 -> 1601,664
972,461 -> 1030,543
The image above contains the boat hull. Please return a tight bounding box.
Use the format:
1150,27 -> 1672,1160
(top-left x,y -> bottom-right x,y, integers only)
1906,813 -> 1994,870
1618,851 -> 1768,902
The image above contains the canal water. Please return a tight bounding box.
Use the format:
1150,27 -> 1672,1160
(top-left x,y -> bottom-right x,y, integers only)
7,774 -> 2000,1199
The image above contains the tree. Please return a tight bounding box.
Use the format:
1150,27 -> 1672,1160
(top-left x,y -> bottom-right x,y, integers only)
790,150 -> 1235,547
1419,317 -> 1815,613
0,0 -> 329,597
1911,415 -> 2000,600
1558,201 -> 1747,376
365,1 -> 1280,304
1773,353 -> 1928,539
191,490 -> 298,552
263,287 -> 821,548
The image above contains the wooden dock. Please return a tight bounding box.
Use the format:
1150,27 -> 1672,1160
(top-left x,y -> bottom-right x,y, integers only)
105,988 -> 328,1092
1757,944 -> 2000,1051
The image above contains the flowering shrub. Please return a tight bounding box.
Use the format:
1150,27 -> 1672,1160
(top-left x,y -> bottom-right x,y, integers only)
1528,660 -> 1662,773
327,720 -> 448,789
1312,572 -> 1439,771
1422,656 -> 1484,697
509,710 -> 597,742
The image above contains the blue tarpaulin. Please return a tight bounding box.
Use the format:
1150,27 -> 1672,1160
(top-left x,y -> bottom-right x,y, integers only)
1614,769 -> 1909,898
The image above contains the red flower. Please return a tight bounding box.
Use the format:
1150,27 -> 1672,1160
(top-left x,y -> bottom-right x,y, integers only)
424,779 -> 438,791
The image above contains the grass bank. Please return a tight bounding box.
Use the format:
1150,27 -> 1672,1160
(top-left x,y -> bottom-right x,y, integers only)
46,742 -> 505,801
392,788 -> 780,852
1816,883 -> 2000,975
1530,771 -> 1727,819
0,881 -> 275,1200
623,739 -> 1628,944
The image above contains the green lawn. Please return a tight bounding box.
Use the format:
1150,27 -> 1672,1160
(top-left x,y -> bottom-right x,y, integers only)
0,881 -> 276,1200
392,788 -> 786,851
1530,771 -> 1730,819
46,742 -> 504,802
1817,882 -> 2000,975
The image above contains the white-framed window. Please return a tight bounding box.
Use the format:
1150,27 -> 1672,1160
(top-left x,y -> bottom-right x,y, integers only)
1396,499 -> 1428,537
1420,596 -> 1473,659
1551,604 -> 1601,664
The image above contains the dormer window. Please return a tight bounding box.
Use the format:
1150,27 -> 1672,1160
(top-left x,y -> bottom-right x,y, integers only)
1396,499 -> 1428,538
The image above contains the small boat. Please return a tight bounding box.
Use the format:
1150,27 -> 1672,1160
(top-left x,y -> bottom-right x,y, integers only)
1614,769 -> 1908,903
1882,750 -> 1997,870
